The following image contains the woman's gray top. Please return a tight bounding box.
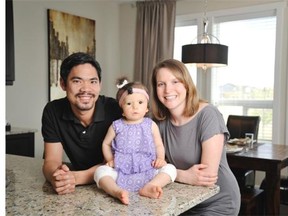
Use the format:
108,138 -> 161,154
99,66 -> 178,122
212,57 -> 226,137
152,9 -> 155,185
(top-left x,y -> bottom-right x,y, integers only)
158,104 -> 241,215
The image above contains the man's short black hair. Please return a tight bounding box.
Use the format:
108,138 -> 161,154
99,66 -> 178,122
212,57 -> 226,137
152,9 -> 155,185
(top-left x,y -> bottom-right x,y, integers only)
60,52 -> 102,84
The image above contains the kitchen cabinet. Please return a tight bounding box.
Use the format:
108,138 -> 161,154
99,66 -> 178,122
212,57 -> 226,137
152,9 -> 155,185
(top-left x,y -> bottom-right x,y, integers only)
6,127 -> 37,157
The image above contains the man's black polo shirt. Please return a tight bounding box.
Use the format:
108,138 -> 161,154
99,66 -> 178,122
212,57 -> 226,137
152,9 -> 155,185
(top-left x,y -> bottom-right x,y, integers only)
41,95 -> 122,170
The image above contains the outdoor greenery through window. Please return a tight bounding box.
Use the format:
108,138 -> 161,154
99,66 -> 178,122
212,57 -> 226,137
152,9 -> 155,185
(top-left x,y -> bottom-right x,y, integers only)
212,15 -> 276,141
174,10 -> 277,142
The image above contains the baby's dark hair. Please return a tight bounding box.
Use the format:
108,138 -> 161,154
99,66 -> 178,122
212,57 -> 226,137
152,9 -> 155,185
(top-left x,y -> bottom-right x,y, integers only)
115,77 -> 149,103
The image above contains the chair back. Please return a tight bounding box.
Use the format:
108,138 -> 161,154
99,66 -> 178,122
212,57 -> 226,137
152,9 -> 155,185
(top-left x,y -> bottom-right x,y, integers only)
226,115 -> 260,141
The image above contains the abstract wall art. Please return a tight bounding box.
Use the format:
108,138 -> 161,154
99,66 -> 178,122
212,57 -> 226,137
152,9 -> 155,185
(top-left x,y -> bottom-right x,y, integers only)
48,9 -> 95,101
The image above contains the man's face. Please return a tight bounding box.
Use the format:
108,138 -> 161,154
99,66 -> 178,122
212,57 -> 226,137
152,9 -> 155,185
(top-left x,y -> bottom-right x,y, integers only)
61,63 -> 101,113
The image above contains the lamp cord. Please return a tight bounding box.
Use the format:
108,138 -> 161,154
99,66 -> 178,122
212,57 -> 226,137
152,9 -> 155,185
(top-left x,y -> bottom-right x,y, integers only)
204,0 -> 208,21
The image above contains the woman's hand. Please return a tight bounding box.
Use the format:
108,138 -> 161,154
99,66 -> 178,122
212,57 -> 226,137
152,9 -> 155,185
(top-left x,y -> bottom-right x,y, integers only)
177,164 -> 218,187
152,158 -> 167,169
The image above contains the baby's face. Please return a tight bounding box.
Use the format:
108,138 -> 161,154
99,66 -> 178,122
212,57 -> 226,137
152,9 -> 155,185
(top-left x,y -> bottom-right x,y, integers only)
121,93 -> 149,122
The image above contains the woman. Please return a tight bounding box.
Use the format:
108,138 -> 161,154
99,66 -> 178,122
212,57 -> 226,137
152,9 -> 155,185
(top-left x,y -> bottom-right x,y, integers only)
151,59 -> 240,215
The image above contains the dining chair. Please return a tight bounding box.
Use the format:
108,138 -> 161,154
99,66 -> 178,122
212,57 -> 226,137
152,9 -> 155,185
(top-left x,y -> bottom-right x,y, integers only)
226,115 -> 261,190
227,115 -> 263,214
280,177 -> 288,205
260,176 -> 288,206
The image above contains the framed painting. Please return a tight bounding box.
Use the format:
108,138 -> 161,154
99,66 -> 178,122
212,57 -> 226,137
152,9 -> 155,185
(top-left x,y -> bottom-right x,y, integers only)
48,9 -> 96,101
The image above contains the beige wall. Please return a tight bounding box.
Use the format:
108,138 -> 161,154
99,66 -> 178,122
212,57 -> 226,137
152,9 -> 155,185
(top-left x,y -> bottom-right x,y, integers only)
5,0 -> 288,165
6,0 -> 124,159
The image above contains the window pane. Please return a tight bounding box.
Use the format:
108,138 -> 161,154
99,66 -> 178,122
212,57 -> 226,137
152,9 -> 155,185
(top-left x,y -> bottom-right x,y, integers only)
174,25 -> 198,84
212,16 -> 276,141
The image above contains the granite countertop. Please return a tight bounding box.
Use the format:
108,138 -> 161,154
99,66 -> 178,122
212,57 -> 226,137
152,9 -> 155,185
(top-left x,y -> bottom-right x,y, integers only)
6,155 -> 219,215
6,127 -> 37,135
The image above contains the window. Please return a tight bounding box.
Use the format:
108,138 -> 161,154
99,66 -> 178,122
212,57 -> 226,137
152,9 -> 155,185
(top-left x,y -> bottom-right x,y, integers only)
212,15 -> 276,141
173,25 -> 197,84
174,4 -> 285,142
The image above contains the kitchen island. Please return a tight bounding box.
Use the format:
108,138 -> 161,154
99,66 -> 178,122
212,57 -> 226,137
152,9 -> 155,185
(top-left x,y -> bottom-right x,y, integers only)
6,154 -> 219,215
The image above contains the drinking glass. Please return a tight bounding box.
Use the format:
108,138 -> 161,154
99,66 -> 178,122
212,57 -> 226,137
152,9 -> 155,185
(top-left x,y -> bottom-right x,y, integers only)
245,133 -> 254,150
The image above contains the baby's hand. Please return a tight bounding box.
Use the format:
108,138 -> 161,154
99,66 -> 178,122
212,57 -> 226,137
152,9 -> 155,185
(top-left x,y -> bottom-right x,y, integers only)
152,158 -> 167,168
106,160 -> 114,168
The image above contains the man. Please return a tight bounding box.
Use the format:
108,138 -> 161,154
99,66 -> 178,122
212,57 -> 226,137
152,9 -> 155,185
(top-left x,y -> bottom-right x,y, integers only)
42,52 -> 122,195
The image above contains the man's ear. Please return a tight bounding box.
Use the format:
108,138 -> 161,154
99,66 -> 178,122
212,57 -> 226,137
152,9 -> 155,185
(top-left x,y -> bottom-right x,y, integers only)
60,78 -> 66,91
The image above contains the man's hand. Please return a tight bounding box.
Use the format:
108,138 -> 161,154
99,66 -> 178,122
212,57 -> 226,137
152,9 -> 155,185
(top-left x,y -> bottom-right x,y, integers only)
51,164 -> 76,195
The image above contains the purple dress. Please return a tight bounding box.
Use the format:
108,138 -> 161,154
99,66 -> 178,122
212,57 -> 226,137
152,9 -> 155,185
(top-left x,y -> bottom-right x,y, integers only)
112,117 -> 157,192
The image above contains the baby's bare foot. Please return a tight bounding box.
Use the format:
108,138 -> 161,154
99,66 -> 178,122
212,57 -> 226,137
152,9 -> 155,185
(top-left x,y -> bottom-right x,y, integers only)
115,190 -> 129,205
139,184 -> 163,199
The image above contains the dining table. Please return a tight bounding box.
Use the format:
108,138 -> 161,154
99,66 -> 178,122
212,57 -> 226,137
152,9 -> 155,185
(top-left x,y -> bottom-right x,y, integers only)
6,154 -> 219,215
226,142 -> 288,215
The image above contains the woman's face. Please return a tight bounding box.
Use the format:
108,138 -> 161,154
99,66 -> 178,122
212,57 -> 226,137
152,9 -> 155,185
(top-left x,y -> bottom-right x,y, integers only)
155,67 -> 187,113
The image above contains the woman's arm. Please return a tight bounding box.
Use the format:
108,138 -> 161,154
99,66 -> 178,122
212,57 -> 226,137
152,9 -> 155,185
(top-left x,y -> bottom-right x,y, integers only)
175,134 -> 223,186
201,133 -> 224,176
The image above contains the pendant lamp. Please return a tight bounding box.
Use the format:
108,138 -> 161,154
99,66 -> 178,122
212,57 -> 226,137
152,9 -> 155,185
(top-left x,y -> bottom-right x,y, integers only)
182,0 -> 228,70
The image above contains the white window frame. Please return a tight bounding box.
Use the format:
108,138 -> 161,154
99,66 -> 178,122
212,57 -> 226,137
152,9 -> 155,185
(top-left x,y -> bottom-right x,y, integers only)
175,2 -> 288,145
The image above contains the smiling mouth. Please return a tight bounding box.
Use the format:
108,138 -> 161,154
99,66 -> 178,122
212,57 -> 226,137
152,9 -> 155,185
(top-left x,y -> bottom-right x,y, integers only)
79,95 -> 92,99
164,95 -> 176,100
77,93 -> 94,98
76,94 -> 95,103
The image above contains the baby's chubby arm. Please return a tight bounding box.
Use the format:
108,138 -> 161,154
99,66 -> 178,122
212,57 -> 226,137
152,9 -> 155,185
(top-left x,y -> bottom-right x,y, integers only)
151,121 -> 167,169
102,125 -> 116,167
